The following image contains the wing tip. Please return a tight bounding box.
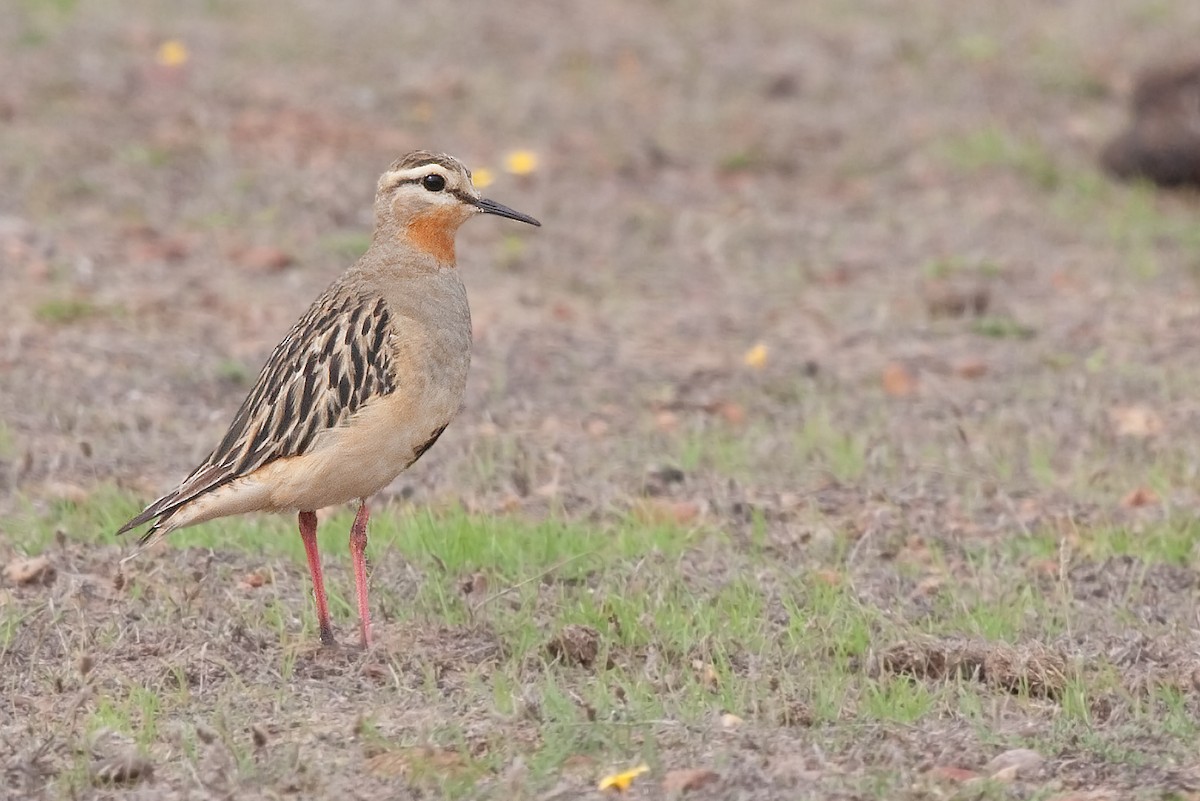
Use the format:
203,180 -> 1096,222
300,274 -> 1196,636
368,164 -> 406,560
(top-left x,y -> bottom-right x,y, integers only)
116,492 -> 178,538
116,512 -> 169,544
116,512 -> 152,538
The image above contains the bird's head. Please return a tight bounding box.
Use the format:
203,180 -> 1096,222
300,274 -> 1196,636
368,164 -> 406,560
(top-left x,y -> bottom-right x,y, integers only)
374,151 -> 540,263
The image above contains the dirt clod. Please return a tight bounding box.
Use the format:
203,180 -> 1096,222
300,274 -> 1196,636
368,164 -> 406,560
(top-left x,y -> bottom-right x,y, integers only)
547,624 -> 601,667
460,571 -> 489,598
923,279 -> 990,318
879,638 -> 1068,698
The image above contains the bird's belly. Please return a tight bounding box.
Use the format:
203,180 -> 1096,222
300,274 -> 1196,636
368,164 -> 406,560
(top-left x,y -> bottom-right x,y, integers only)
262,385 -> 461,512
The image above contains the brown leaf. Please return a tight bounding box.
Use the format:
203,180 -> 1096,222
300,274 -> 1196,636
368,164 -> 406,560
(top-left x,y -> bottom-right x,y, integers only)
496,494 -> 523,513
914,575 -> 944,597
364,750 -> 409,778
655,410 -> 680,432
954,358 -> 988,379
1028,557 -> 1060,578
233,245 -> 294,272
709,401 -> 746,426
662,767 -> 719,794
662,768 -> 719,793
40,481 -> 91,504
1119,486 -> 1159,508
1109,405 -> 1163,438
929,766 -> 979,783
813,569 -> 843,587
123,224 -> 189,264
691,660 -> 719,690
633,499 -> 700,526
131,236 -> 189,264
365,747 -> 466,779
5,555 -> 54,586
882,362 -> 917,397
239,569 -> 272,589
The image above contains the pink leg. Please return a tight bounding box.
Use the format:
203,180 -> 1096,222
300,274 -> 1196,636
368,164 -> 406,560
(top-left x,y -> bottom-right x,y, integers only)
349,500 -> 372,648
299,511 -> 335,646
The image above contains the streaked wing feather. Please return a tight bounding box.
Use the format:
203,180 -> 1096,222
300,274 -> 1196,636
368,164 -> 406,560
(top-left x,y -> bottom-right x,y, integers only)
117,286 -> 396,539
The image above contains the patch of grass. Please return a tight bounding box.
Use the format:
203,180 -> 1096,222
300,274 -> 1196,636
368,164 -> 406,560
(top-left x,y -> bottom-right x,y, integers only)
794,409 -> 868,482
13,0 -> 79,45
665,405 -> 871,486
319,230 -> 372,259
953,33 -> 1000,64
1049,174 -> 1200,280
2,475 -> 1192,797
0,419 -> 16,459
190,209 -> 240,230
941,126 -> 1061,190
675,424 -> 754,478
861,675 -> 936,723
1026,38 -> 1107,98
88,684 -> 163,748
971,315 -> 1036,340
34,296 -> 99,324
118,143 -> 174,168
214,358 -> 253,387
718,149 -> 766,173
1009,517 -> 1200,568
921,256 -> 1003,280
494,232 -> 530,271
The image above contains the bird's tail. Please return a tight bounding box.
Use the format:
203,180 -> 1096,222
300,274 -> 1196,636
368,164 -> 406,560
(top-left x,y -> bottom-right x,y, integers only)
116,496 -> 182,546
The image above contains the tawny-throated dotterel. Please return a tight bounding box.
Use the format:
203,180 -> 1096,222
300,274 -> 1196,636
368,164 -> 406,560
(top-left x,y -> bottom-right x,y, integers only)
118,151 -> 541,648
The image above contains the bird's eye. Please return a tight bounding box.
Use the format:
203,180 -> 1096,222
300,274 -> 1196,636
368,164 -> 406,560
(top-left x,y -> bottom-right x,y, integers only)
422,174 -> 446,192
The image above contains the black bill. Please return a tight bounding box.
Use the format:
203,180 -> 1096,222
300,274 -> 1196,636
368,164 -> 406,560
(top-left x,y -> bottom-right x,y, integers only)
474,196 -> 541,226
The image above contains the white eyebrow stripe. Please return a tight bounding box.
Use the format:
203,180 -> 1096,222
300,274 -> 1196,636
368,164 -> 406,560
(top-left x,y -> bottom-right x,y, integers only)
381,165 -> 450,187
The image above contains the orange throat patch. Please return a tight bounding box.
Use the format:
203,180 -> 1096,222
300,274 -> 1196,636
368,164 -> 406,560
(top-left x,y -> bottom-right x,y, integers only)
405,208 -> 460,263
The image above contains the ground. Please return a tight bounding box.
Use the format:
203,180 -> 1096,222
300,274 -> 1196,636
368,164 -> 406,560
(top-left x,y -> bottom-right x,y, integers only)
3,1 -> 1200,799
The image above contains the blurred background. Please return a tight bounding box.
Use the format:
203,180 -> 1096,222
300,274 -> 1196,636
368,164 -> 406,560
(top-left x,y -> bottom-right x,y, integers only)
6,1 -> 1200,796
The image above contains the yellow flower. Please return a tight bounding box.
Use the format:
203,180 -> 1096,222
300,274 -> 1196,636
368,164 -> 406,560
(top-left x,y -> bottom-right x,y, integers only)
412,100 -> 433,123
472,167 -> 495,189
743,342 -> 768,369
598,764 -> 649,793
503,149 -> 539,175
155,40 -> 189,68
